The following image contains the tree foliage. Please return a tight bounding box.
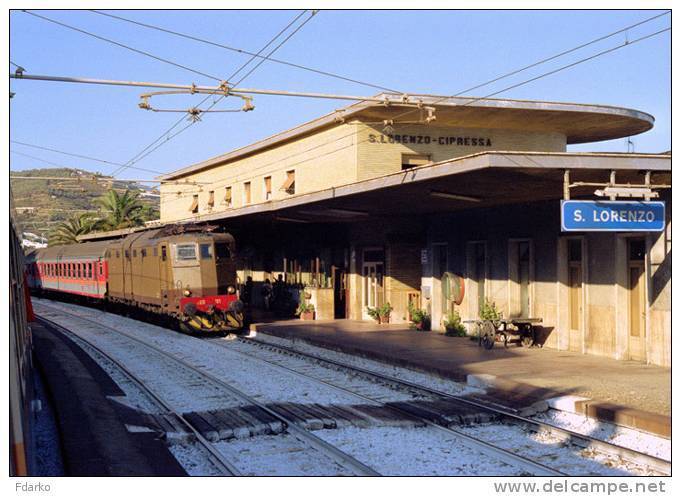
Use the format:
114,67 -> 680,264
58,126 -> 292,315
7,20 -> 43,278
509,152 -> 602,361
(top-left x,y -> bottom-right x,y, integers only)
95,189 -> 146,231
48,213 -> 97,246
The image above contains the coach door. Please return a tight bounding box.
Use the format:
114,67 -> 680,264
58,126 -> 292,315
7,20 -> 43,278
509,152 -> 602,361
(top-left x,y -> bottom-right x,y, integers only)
627,238 -> 646,361
158,244 -> 170,310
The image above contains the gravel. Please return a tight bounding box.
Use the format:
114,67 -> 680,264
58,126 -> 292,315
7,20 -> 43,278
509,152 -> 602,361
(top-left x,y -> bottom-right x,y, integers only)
251,331 -> 479,396
458,422 -> 662,476
34,300 -> 364,407
533,410 -> 670,461
316,425 -> 526,476
213,434 -> 355,476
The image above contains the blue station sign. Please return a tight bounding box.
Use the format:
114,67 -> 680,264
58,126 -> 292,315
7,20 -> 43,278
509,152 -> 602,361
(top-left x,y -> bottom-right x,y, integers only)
561,200 -> 665,232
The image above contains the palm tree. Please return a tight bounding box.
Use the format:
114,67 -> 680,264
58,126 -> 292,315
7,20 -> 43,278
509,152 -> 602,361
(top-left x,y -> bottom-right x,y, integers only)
96,189 -> 146,231
48,213 -> 97,246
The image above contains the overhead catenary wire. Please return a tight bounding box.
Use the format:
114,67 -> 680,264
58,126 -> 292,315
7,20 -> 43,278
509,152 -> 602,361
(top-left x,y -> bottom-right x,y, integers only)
157,21 -> 672,204
9,147 -> 166,176
90,9 -> 399,93
452,10 -> 670,98
11,139 -> 126,166
110,10 -> 318,178
22,10 -> 223,82
12,11 -> 668,192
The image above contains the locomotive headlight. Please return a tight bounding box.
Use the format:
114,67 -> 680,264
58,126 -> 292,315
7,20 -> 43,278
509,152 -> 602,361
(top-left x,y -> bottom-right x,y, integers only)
227,285 -> 236,294
183,289 -> 192,297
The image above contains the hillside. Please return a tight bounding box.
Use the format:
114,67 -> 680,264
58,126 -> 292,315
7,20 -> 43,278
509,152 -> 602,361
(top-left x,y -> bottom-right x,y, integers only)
10,168 -> 160,240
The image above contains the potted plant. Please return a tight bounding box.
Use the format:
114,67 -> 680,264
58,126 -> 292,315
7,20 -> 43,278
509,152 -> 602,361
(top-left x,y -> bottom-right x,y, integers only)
367,302 -> 393,324
443,310 -> 466,337
408,304 -> 431,331
296,301 -> 315,321
479,298 -> 502,323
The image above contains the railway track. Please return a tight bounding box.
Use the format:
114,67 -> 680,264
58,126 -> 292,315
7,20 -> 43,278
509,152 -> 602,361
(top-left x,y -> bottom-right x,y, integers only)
33,303 -> 378,476
225,335 -> 672,476
34,315 -> 241,476
32,299 -> 670,476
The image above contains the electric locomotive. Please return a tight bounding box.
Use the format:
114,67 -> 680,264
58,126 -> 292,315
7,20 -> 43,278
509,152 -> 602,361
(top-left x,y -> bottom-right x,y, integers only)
25,225 -> 245,333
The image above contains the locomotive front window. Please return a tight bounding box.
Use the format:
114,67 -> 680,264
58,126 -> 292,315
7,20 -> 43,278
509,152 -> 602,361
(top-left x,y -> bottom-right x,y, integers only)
215,243 -> 231,260
176,244 -> 197,260
200,244 -> 213,259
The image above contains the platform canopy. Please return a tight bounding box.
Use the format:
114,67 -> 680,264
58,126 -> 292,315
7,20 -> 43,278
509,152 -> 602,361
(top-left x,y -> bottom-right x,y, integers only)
162,151 -> 672,229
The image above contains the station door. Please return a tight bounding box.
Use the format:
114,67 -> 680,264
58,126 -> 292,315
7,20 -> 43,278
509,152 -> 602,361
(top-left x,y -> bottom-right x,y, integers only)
627,238 -> 646,361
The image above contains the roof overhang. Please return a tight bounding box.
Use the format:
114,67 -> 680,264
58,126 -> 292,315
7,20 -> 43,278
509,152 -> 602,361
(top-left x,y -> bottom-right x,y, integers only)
169,151 -> 671,227
158,95 -> 655,180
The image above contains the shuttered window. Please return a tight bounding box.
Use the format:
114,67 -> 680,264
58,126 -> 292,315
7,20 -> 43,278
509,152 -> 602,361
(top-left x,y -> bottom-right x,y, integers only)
401,154 -> 431,170
281,170 -> 295,193
243,182 -> 251,204
224,186 -> 232,207
207,190 -> 215,207
264,176 -> 272,201
189,194 -> 199,213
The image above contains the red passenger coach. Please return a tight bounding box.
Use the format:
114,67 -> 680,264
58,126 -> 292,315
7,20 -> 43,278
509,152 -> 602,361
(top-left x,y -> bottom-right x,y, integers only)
26,241 -> 111,300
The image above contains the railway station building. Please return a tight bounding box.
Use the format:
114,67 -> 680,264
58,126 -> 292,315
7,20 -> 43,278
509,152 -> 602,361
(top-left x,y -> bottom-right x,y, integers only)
154,94 -> 671,366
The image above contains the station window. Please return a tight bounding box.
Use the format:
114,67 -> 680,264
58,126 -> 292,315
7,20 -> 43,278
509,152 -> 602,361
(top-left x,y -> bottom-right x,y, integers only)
264,176 -> 272,201
176,244 -> 197,261
207,190 -> 215,208
281,170 -> 295,194
224,186 -> 232,207
200,243 -> 213,259
189,194 -> 199,214
243,182 -> 252,204
401,153 -> 431,170
629,239 -> 646,261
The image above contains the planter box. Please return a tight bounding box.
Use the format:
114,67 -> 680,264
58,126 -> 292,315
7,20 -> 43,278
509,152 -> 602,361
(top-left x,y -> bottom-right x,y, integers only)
379,315 -> 390,324
300,311 -> 315,321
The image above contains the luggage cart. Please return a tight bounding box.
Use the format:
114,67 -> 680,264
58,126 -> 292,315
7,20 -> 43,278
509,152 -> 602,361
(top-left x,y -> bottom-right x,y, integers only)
464,317 -> 543,350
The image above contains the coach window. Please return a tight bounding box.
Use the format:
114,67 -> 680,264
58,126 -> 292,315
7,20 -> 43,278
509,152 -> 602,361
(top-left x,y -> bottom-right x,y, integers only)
176,244 -> 197,261
200,244 -> 213,259
161,246 -> 167,262
99,263 -> 104,276
133,249 -> 137,258
153,247 -> 158,257
215,243 -> 231,260
116,250 -> 120,258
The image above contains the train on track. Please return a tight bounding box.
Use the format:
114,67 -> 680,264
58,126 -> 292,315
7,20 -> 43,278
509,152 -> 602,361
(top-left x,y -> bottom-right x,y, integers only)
25,225 -> 245,334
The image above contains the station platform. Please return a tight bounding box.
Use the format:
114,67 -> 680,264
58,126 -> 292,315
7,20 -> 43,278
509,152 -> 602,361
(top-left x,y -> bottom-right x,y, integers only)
251,319 -> 671,437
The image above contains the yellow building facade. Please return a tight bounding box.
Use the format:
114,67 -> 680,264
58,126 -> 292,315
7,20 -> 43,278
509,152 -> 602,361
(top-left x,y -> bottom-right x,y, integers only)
157,95 -> 670,366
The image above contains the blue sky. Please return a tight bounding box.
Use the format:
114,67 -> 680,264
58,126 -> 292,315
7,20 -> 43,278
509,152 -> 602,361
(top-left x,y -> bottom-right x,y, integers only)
9,9 -> 671,182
